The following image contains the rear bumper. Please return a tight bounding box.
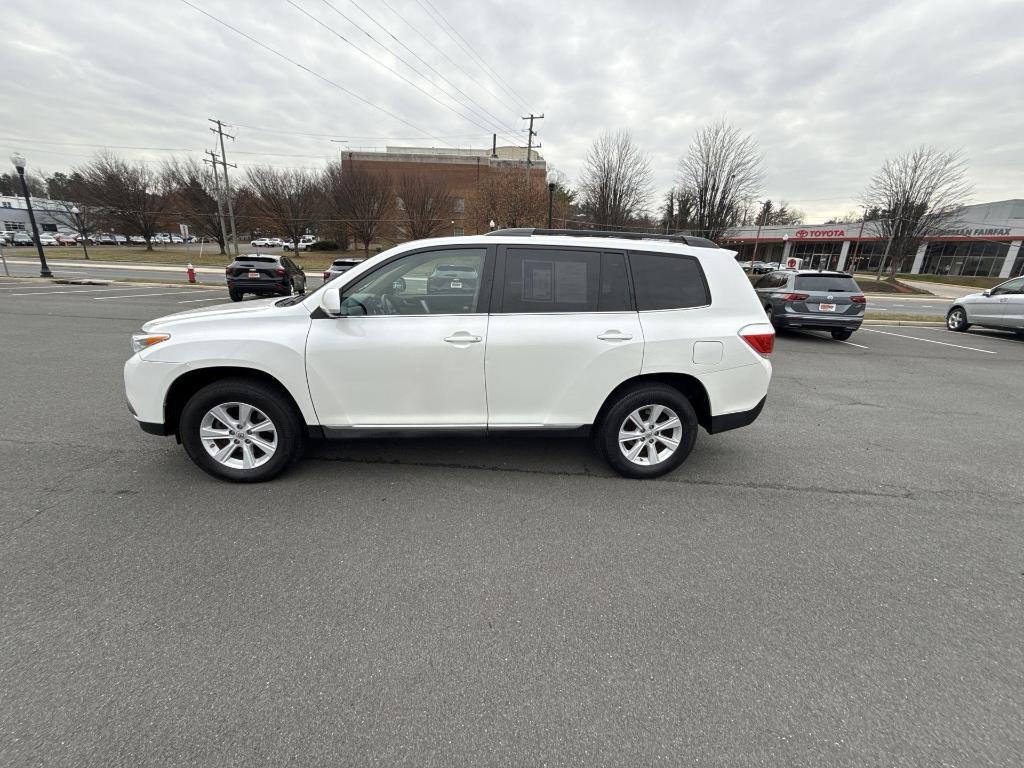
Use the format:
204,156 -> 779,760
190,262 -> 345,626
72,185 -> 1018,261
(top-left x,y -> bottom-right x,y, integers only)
708,396 -> 766,434
228,280 -> 289,293
776,313 -> 863,330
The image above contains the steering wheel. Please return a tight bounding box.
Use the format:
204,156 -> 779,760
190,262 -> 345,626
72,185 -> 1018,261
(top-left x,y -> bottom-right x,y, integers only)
380,293 -> 397,315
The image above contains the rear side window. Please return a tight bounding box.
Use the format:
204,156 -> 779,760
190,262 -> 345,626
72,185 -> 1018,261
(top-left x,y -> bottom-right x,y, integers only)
794,275 -> 860,292
629,251 -> 710,310
501,248 -> 600,313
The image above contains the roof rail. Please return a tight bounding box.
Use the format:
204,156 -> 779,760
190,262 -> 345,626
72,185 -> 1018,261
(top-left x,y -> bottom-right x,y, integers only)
484,227 -> 721,249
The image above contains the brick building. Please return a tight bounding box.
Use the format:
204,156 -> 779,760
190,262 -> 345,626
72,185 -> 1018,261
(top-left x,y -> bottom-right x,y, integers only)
339,145 -> 546,246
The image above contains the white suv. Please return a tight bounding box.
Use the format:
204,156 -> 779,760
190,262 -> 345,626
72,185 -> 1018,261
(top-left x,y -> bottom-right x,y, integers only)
125,230 -> 774,481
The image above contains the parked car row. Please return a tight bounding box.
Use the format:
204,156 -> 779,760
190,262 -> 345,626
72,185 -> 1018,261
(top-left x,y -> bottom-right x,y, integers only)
739,260 -> 781,274
251,235 -> 318,251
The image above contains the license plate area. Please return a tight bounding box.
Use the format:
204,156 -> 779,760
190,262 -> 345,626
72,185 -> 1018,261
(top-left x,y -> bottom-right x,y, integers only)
818,303 -> 836,312
248,270 -> 260,278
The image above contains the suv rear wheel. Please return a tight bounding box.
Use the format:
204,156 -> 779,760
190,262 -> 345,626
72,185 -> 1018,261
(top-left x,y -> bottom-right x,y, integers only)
179,378 -> 304,482
597,385 -> 698,479
831,329 -> 853,340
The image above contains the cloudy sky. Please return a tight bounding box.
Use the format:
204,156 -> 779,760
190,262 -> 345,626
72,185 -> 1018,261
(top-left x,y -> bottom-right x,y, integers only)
5,0 -> 1022,220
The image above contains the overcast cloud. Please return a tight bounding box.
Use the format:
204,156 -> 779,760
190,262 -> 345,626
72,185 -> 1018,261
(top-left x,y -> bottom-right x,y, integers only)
4,0 -> 1022,220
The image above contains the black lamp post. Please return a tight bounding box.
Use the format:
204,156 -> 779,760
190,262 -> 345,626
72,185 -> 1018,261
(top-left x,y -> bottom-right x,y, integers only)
10,152 -> 53,277
546,170 -> 556,229
71,206 -> 90,260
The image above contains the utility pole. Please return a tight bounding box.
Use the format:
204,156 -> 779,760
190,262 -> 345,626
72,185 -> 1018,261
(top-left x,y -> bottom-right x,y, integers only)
210,119 -> 240,255
522,113 -> 544,181
203,150 -> 230,256
751,201 -> 769,264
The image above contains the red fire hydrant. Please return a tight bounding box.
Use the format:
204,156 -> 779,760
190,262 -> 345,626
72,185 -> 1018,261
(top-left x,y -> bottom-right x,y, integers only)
186,263 -> 196,284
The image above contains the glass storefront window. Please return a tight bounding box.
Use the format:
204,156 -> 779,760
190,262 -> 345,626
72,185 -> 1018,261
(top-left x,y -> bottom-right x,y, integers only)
921,241 -> 1009,277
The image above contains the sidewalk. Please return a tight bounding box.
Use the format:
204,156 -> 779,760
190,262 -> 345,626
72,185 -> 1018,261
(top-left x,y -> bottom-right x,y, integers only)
2,257 -> 224,275
896,280 -> 980,299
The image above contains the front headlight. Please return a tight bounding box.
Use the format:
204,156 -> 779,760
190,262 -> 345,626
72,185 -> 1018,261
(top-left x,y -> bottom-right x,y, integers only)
130,333 -> 170,355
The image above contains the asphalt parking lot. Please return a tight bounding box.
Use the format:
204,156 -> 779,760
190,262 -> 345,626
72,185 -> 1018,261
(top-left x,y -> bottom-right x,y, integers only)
1,281 -> 1022,766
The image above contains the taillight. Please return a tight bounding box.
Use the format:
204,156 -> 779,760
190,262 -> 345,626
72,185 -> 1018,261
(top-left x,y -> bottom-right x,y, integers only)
224,267 -> 230,275
274,268 -> 286,276
780,292 -> 809,302
740,328 -> 775,357
323,272 -> 331,281
851,295 -> 866,304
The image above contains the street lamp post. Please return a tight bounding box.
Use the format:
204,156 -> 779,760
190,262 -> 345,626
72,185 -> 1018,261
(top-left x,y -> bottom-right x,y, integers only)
71,206 -> 90,260
10,152 -> 53,277
546,170 -> 557,229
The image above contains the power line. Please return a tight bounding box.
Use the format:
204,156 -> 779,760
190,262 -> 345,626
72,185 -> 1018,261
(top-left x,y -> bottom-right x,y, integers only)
286,0 -> 522,144
376,0 -> 524,116
413,0 -> 532,112
337,0 -> 523,140
177,0 -> 447,145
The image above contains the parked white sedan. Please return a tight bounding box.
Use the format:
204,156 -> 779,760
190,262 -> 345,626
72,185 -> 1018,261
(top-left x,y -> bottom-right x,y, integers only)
946,276 -> 1024,334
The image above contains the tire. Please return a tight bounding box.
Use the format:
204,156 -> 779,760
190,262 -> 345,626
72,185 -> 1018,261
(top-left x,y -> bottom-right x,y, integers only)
229,290 -> 243,302
946,306 -> 970,332
179,378 -> 305,482
764,304 -> 778,329
596,385 -> 698,479
831,329 -> 853,341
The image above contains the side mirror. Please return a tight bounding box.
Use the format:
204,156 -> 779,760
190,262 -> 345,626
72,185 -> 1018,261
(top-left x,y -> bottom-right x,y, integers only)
320,289 -> 341,316
982,289 -> 992,297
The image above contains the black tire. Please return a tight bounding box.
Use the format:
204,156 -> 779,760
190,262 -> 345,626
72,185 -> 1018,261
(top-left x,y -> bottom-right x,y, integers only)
179,377 -> 305,482
596,384 -> 698,479
229,289 -> 243,302
946,306 -> 969,332
831,329 -> 853,341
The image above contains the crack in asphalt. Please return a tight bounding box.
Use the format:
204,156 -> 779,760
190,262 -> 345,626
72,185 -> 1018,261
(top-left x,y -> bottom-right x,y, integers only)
305,454 -> 914,499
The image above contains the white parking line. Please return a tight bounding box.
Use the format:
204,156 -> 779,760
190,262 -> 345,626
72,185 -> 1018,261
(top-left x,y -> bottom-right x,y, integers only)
861,328 -> 996,354
931,328 -> 1024,345
7,286 -> 149,296
178,296 -> 228,303
94,290 -> 216,300
792,329 -> 869,349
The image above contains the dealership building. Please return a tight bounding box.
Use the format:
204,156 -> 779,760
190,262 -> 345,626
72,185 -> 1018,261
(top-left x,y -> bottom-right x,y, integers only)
721,199 -> 1024,278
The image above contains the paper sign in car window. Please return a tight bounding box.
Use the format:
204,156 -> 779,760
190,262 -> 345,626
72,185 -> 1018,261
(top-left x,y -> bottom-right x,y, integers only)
522,260 -> 553,302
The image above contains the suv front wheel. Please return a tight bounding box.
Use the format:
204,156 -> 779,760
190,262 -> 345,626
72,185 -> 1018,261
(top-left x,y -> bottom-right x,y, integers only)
597,385 -> 698,479
179,378 -> 305,482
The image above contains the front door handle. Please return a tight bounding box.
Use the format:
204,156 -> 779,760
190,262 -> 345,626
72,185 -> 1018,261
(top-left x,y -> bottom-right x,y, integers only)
444,333 -> 482,344
597,331 -> 633,341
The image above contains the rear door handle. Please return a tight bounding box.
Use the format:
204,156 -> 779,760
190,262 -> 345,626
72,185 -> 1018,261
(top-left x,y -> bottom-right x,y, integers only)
444,333 -> 482,344
597,331 -> 633,341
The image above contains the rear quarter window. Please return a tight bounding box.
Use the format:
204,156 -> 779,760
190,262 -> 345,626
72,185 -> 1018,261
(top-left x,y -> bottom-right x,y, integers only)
629,251 -> 710,310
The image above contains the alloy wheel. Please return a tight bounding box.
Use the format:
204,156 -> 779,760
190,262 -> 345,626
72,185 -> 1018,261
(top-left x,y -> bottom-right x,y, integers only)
618,404 -> 683,466
199,402 -> 278,470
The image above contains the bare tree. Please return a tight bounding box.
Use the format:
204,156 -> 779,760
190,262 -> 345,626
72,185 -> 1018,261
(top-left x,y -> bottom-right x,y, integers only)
469,167 -> 552,231
326,161 -> 393,256
576,130 -> 654,228
861,145 -> 972,279
754,199 -> 805,227
660,186 -> 696,232
76,152 -> 170,250
394,172 -> 454,241
245,166 -> 324,252
676,119 -> 765,241
44,171 -> 99,258
164,157 -> 228,254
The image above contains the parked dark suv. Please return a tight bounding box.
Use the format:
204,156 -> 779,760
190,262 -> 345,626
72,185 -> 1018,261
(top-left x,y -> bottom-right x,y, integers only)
226,254 -> 306,301
755,270 -> 866,340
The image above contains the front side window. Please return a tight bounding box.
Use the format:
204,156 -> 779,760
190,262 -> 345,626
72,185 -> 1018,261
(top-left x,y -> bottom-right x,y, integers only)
340,247 -> 485,316
629,251 -> 710,310
992,276 -> 1024,295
